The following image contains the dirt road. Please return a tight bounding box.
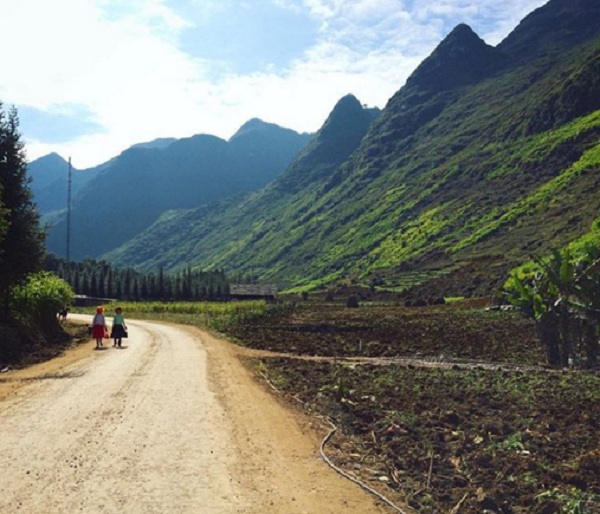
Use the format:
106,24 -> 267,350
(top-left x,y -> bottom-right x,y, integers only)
0,316 -> 388,513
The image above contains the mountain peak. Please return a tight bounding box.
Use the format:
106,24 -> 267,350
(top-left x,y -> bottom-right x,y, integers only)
273,94 -> 377,194
446,23 -> 479,41
499,0 -> 600,60
332,93 -> 362,111
315,94 -> 378,147
129,137 -> 176,151
405,23 -> 507,92
321,95 -> 365,131
230,118 -> 277,140
31,152 -> 68,165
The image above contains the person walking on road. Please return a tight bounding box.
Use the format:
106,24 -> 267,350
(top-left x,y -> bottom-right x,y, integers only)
110,307 -> 128,348
91,306 -> 108,349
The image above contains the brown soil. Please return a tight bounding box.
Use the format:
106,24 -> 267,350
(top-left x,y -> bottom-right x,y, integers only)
226,302 -> 600,513
0,322 -> 92,403
2,305 -> 598,513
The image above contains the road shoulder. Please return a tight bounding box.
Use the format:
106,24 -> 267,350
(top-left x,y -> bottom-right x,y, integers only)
187,325 -> 388,514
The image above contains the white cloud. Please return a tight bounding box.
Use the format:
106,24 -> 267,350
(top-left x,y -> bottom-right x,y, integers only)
3,0 -> 209,165
3,0 -> 548,168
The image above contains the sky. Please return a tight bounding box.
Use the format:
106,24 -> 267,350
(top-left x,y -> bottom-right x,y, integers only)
1,0 -> 548,169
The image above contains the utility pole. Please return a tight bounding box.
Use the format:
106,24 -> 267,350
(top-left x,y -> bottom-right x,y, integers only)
66,157 -> 72,261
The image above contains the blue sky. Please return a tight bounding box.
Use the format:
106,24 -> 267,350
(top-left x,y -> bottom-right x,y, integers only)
2,0 -> 547,168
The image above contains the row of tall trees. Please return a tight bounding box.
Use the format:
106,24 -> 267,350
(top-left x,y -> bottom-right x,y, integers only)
0,103 -> 46,318
44,255 -> 230,302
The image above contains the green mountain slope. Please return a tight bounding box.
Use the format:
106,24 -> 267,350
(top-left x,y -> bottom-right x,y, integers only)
105,94 -> 379,272
106,0 -> 600,296
44,120 -> 311,261
28,138 -> 178,217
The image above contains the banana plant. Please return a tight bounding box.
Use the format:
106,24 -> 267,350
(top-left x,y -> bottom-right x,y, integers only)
504,266 -> 555,321
534,250 -> 577,367
504,247 -> 600,367
571,256 -> 600,367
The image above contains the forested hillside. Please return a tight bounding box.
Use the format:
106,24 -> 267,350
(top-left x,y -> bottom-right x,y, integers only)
39,120 -> 311,261
106,0 -> 600,296
105,94 -> 380,274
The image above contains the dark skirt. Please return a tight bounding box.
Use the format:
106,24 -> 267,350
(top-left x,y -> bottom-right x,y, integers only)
110,324 -> 128,338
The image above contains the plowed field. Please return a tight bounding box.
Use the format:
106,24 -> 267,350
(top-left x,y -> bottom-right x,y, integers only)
227,302 -> 600,513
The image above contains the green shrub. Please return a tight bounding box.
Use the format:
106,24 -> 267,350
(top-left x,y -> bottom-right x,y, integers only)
11,272 -> 73,331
